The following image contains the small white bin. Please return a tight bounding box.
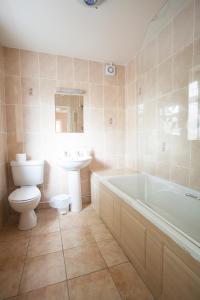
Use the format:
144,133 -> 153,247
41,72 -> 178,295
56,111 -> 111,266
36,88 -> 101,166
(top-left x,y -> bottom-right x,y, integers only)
49,194 -> 71,215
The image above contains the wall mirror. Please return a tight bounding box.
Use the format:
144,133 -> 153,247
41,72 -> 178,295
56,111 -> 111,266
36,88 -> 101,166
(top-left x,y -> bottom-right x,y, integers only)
55,88 -> 84,133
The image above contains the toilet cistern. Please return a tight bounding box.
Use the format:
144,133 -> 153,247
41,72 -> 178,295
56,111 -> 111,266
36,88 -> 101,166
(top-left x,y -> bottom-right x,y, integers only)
59,151 -> 92,212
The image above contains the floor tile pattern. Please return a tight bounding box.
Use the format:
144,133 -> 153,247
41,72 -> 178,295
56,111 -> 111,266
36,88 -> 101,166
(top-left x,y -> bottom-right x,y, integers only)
0,205 -> 153,300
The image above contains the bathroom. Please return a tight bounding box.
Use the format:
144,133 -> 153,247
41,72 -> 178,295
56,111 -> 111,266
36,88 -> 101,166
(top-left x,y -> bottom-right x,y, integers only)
0,0 -> 200,299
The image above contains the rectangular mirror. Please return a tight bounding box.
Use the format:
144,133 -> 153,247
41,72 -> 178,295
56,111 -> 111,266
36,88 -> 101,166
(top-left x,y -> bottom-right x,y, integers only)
55,94 -> 84,133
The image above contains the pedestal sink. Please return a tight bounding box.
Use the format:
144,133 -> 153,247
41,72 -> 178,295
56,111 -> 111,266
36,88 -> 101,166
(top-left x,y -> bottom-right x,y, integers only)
59,155 -> 92,212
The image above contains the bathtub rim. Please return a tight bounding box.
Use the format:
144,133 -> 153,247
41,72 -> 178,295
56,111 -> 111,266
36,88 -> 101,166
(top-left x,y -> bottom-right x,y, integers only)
92,171 -> 200,262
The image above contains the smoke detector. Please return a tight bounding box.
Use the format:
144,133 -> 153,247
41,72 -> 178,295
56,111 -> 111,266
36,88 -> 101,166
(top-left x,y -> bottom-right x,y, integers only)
81,0 -> 105,8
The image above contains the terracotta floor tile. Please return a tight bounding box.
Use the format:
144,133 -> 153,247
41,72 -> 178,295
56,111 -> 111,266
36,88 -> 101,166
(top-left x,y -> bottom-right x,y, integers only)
110,262 -> 153,300
97,239 -> 128,267
81,206 -> 102,225
31,219 -> 59,236
64,243 -> 106,279
0,223 -> 31,242
18,281 -> 69,300
82,212 -> 103,226
61,227 -> 95,249
68,269 -> 121,300
59,214 -> 87,231
20,251 -> 66,293
89,223 -> 113,242
0,257 -> 24,300
27,232 -> 62,257
0,237 -> 29,262
37,208 -> 59,223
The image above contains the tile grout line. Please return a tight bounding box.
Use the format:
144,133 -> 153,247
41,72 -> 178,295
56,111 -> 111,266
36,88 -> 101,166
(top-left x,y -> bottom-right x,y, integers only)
86,221 -> 124,300
63,218 -> 123,299
16,228 -> 32,298
60,213 -> 124,299
58,214 -> 71,300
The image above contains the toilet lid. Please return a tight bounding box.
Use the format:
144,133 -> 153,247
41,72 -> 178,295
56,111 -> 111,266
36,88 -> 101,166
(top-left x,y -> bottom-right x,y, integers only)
9,187 -> 41,202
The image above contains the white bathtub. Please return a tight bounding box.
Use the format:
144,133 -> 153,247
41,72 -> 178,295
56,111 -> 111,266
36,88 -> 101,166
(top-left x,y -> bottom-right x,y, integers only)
97,172 -> 200,261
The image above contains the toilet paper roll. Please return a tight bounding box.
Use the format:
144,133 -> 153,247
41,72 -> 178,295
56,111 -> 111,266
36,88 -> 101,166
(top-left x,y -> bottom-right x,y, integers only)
16,153 -> 27,162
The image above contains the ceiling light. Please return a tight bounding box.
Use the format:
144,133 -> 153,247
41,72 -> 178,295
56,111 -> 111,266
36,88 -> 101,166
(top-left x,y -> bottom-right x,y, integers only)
81,0 -> 105,8
84,0 -> 98,6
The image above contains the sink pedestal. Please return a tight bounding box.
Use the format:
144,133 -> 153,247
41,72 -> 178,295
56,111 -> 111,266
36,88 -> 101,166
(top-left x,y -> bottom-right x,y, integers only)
68,170 -> 82,212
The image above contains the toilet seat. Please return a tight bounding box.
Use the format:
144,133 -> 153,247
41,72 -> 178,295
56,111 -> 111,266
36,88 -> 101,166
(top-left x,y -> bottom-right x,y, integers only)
8,186 -> 41,203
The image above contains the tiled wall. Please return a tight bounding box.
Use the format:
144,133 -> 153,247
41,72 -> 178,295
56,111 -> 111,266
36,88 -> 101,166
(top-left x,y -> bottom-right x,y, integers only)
125,0 -> 200,191
0,45 -> 8,228
4,48 -> 125,202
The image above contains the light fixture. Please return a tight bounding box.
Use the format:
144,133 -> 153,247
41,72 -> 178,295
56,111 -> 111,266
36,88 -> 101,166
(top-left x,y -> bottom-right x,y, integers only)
84,0 -> 98,6
56,88 -> 85,95
81,0 -> 105,8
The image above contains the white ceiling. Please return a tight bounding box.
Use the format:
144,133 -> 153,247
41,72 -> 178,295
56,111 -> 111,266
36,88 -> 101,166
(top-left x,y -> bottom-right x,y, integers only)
0,0 -> 166,64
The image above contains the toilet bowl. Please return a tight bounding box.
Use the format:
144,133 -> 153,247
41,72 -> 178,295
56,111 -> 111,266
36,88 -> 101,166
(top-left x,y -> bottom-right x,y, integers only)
9,186 -> 41,230
8,159 -> 44,230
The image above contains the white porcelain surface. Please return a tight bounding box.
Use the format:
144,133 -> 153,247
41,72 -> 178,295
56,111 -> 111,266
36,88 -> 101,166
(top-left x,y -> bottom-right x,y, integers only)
9,195 -> 40,230
59,156 -> 92,171
9,160 -> 44,230
11,160 -> 44,186
58,155 -> 92,213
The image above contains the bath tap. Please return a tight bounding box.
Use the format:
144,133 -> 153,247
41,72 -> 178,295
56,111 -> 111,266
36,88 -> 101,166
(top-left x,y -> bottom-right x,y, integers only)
185,193 -> 200,200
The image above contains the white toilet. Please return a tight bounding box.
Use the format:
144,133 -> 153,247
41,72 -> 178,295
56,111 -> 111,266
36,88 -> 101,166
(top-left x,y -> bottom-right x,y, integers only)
8,160 -> 44,230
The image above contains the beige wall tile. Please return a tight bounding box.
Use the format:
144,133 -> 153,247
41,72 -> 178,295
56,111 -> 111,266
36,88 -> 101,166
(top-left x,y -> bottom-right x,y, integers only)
23,105 -> 40,133
6,104 -> 23,133
4,47 -> 20,76
57,56 -> 73,81
126,60 -> 135,84
40,79 -> 56,105
39,53 -> 56,79
170,166 -> 189,186
158,58 -> 172,96
191,140 -> 200,170
89,61 -> 103,84
5,75 -> 21,104
194,0 -> 200,38
189,168 -> 200,191
21,77 -> 39,105
117,65 -> 125,86
173,1 -> 194,53
158,23 -> 172,63
89,84 -> 103,108
4,45 -> 126,214
104,85 -> 118,109
20,50 -> 39,78
173,44 -> 193,89
193,38 -> 200,66
74,58 -> 89,82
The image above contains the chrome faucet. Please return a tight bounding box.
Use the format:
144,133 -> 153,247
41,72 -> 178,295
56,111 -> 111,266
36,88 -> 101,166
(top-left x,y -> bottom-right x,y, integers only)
185,193 -> 200,200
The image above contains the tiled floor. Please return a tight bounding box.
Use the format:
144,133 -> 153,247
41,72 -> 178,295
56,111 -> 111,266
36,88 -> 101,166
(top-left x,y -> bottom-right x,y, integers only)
0,205 -> 153,300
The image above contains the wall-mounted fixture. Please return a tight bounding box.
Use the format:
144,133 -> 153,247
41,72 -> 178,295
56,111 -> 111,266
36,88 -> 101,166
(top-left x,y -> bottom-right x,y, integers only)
55,89 -> 84,133
105,63 -> 116,76
56,88 -> 85,96
81,0 -> 105,9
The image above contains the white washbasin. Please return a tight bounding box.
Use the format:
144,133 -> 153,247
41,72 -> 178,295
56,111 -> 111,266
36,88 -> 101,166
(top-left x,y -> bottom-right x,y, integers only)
59,156 -> 92,171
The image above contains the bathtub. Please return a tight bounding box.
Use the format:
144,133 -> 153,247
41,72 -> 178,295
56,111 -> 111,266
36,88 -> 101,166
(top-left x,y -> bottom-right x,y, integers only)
95,172 -> 200,261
